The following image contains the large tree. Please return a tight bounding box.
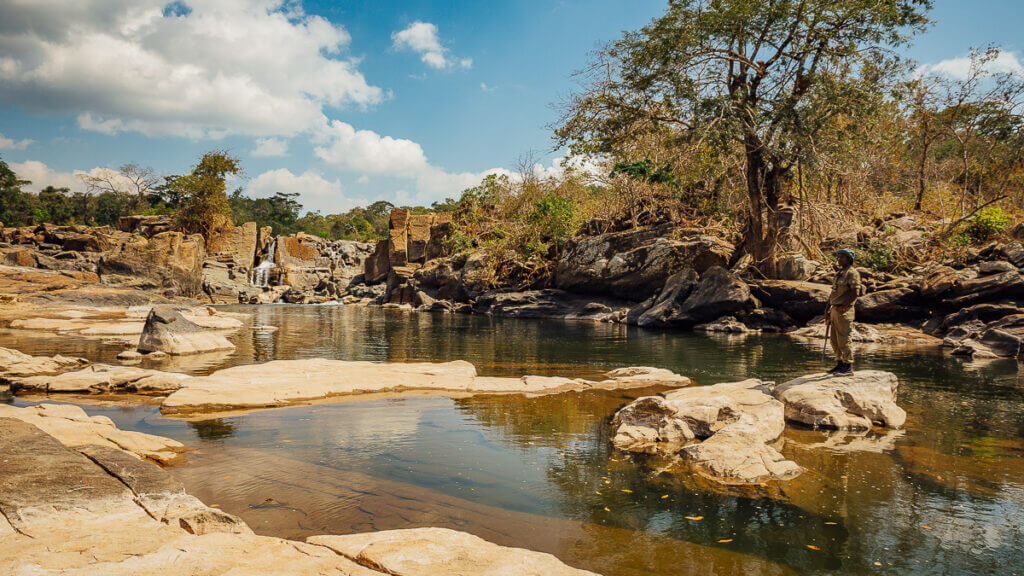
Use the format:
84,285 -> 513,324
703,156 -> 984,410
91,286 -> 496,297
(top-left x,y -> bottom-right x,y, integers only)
558,0 -> 931,275
173,151 -> 240,244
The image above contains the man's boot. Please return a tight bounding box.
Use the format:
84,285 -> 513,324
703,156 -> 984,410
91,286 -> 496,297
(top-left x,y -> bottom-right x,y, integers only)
826,362 -> 843,374
834,362 -> 853,376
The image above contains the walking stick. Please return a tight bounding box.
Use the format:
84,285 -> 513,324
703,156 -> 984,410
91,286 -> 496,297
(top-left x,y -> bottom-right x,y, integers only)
821,311 -> 831,360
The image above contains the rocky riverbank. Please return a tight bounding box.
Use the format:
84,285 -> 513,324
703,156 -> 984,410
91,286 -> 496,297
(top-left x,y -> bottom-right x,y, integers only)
6,209 -> 1024,359
0,409 -> 600,575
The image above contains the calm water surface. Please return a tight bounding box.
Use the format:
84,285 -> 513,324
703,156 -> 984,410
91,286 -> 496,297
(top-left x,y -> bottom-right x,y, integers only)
3,305 -> 1023,575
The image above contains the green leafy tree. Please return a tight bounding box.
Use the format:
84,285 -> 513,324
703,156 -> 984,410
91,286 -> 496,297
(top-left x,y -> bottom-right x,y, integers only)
0,158 -> 35,226
558,0 -> 931,276
173,151 -> 240,243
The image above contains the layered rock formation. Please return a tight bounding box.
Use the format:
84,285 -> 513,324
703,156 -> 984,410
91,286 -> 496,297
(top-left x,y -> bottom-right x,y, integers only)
771,371 -> 907,429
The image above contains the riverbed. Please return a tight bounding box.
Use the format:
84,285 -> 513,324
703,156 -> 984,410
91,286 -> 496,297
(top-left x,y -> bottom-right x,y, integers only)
2,304 -> 1022,575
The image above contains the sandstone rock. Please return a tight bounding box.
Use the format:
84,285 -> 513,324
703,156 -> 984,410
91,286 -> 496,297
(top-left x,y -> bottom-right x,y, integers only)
364,239 -> 391,283
777,254 -> 818,281
0,403 -> 188,463
554,224 -> 733,299
137,307 -> 235,355
772,371 -> 906,429
637,267 -> 753,329
748,279 -> 830,324
918,265 -> 961,299
612,379 -> 800,483
310,527 -> 600,576
99,231 -> 206,297
943,270 -> 1024,307
695,316 -> 758,333
856,287 -> 926,323
160,360 -> 689,414
978,260 -> 1016,275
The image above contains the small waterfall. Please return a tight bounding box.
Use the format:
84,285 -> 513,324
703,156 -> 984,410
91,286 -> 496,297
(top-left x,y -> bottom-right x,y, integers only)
251,238 -> 277,287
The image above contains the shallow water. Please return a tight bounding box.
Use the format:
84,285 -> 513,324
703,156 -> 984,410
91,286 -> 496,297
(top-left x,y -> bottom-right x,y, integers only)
3,304 -> 1024,575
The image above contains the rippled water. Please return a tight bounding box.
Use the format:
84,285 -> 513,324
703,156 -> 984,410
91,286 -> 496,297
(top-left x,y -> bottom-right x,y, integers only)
3,305 -> 1024,575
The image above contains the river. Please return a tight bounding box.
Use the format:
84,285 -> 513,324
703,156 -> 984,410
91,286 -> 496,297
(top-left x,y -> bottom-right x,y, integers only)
3,304 -> 1023,575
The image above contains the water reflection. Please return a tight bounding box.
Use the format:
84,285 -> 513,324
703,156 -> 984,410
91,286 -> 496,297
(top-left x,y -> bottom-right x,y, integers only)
4,305 -> 1024,574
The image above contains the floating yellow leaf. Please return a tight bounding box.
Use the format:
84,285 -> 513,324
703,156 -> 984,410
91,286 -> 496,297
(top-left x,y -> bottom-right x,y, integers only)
718,539 -> 733,543
685,516 -> 703,521
621,489 -> 633,493
661,495 -> 669,499
807,545 -> 820,551
921,525 -> 932,530
604,480 -> 611,484
825,522 -> 838,525
874,562 -> 882,566
603,507 -> 610,512
210,504 -> 220,508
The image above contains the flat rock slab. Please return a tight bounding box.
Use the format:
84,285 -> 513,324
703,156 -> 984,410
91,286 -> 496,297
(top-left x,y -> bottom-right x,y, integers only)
161,360 -> 690,415
771,370 -> 906,429
612,379 -> 801,484
0,403 -> 188,464
8,363 -> 189,394
310,527 -> 601,576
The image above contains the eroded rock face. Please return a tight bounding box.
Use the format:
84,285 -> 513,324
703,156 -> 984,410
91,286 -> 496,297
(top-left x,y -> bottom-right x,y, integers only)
554,224 -> 733,300
137,307 -> 235,355
99,231 -> 206,297
310,527 -> 600,576
634,267 -> 754,329
772,371 -> 906,429
611,379 -> 801,484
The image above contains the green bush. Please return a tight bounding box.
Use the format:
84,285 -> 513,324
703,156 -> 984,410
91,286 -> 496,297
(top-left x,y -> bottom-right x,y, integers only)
960,206 -> 1011,243
528,193 -> 577,247
860,229 -> 898,271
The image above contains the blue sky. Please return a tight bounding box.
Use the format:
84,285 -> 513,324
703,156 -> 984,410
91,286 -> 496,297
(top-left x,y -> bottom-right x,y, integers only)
0,0 -> 1021,213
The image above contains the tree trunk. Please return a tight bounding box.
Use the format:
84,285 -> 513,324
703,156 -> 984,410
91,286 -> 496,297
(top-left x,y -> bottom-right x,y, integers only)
742,138 -> 790,278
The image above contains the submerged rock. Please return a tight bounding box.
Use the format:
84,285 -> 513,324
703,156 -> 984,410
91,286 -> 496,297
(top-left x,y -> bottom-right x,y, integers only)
137,307 -> 235,355
611,379 -> 801,484
771,371 -> 906,430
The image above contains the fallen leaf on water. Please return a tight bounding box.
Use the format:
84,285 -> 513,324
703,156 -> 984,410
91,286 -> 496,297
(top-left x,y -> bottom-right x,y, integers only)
718,539 -> 733,543
604,480 -> 611,484
661,495 -> 669,499
595,491 -> 602,495
685,516 -> 703,521
921,525 -> 932,530
603,507 -> 610,512
210,504 -> 220,508
825,522 -> 838,525
807,545 -> 820,551
621,489 -> 633,493
874,562 -> 882,566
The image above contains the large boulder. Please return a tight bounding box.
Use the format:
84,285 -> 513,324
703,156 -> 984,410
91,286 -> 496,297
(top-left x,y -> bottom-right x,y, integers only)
612,379 -> 801,484
635,267 -> 754,329
474,289 -> 628,322
943,270 -> 1024,307
748,280 -> 829,324
136,308 -> 235,356
772,371 -> 906,429
777,254 -> 819,281
949,313 -> 1024,358
856,287 -> 926,323
99,231 -> 206,297
554,224 -> 733,300
0,347 -> 88,380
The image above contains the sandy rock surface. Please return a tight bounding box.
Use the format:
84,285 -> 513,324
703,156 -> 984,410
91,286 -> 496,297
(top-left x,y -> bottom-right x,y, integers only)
0,403 -> 187,463
612,379 -> 801,484
160,361 -> 690,414
310,527 -> 601,576
771,370 -> 907,429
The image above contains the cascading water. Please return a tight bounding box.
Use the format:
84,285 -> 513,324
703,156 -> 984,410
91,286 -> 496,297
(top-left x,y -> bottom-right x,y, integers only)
251,238 -> 277,287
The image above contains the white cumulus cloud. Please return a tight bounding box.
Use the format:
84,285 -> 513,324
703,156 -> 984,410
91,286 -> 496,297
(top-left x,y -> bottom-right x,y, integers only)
313,119 -> 509,204
391,21 -> 471,70
248,167 -> 363,212
922,49 -> 1024,80
252,137 -> 289,157
0,0 -> 383,138
9,160 -> 87,193
0,132 -> 33,150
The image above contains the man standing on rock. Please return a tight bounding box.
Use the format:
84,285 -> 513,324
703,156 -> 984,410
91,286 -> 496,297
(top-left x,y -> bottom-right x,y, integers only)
827,249 -> 862,375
